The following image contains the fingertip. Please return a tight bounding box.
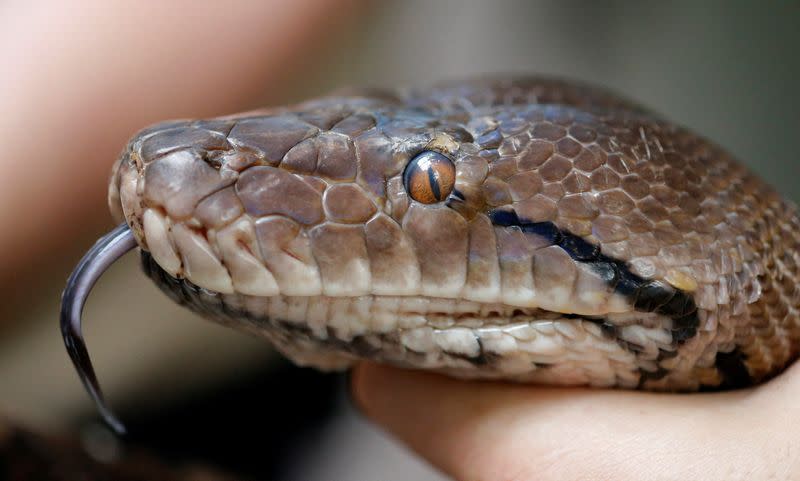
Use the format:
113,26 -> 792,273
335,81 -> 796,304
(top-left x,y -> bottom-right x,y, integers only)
345,364 -> 519,480
346,362 -> 368,415
347,362 -> 403,420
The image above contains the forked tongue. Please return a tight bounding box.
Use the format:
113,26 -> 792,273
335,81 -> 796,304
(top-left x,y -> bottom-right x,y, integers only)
60,223 -> 136,435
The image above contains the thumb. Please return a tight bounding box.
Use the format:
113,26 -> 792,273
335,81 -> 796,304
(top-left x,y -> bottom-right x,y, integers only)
350,362 -> 797,481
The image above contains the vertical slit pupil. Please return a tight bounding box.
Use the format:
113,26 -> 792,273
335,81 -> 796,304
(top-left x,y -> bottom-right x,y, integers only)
427,166 -> 442,200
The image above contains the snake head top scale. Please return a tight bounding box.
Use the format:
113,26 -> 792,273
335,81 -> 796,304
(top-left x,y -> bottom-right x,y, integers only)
61,76 -> 800,432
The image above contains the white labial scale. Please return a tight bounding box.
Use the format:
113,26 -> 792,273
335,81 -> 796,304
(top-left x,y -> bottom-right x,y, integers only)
365,214 -> 421,296
591,335 -> 627,356
572,263 -> 615,315
453,300 -> 482,314
171,222 -> 234,294
304,297 -> 332,338
243,295 -> 269,320
326,297 -> 349,324
427,298 -> 456,315
605,311 -> 667,329
462,215 -> 502,303
309,223 -> 371,297
553,321 -> 586,342
370,297 -> 400,333
401,327 -> 437,353
476,327 -> 518,356
396,298 -> 430,328
350,297 -> 374,329
358,335 -> 384,354
426,315 -> 456,329
505,323 -> 538,342
532,320 -> 556,336
328,298 -> 367,339
606,293 -> 633,313
433,328 -> 481,358
142,208 -> 181,276
419,353 -> 448,370
215,218 -> 280,296
454,317 -> 484,329
120,163 -> 145,236
268,296 -> 289,320
637,360 -> 660,376
496,228 -> 538,307
532,246 -> 578,314
403,296 -> 430,314
285,296 -> 310,322
563,346 -> 606,364
582,362 -> 617,388
557,364 -> 598,386
576,331 -> 630,364
516,335 -> 566,363
499,356 -> 540,376
703,310 -> 718,333
403,205 -> 468,298
220,293 -> 246,313
398,314 -> 428,329
620,324 -> 673,351
254,216 -> 322,296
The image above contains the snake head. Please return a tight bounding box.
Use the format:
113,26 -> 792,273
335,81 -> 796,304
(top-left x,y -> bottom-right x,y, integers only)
109,96 -> 485,299
67,77 -> 800,433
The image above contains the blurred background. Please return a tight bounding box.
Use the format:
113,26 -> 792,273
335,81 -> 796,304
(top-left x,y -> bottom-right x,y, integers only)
0,1 -> 798,479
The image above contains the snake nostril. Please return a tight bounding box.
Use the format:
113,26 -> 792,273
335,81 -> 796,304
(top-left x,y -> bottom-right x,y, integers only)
139,124 -> 231,163
201,150 -> 225,169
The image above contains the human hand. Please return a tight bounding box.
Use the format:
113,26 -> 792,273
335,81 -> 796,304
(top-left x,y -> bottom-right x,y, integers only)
352,362 -> 800,481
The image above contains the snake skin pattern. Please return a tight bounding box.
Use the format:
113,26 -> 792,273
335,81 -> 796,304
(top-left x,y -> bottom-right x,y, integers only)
109,77 -> 800,391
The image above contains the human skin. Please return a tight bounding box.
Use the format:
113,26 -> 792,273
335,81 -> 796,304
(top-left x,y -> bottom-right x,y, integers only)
0,0 -> 358,297
351,362 -> 800,481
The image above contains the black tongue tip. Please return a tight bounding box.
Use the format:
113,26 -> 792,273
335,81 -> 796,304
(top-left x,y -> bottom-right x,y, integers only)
59,223 -> 136,436
62,326 -> 127,436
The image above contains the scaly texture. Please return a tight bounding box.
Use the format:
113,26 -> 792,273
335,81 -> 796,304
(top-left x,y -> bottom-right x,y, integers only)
109,77 -> 800,391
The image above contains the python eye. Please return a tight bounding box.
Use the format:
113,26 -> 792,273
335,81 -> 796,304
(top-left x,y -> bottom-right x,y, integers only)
403,150 -> 456,204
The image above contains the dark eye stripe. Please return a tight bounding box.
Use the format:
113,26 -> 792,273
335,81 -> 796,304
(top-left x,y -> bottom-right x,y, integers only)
487,207 -> 711,385
487,207 -> 699,340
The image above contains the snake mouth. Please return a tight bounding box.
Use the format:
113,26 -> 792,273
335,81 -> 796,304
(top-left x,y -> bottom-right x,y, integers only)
137,248 -> 683,381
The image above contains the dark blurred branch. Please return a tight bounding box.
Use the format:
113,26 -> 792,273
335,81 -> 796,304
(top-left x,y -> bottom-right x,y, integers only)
0,417 -> 245,481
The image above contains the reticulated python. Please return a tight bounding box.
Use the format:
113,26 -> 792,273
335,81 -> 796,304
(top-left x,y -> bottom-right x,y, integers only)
60,76 -> 800,433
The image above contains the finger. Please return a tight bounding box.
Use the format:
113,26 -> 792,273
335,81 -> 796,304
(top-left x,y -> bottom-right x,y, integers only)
351,362 -> 784,481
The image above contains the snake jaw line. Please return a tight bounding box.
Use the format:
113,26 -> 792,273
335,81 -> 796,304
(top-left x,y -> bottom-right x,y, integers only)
60,223 -> 136,436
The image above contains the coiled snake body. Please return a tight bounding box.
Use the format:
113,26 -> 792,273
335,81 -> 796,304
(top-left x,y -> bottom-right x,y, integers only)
61,77 -> 800,430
